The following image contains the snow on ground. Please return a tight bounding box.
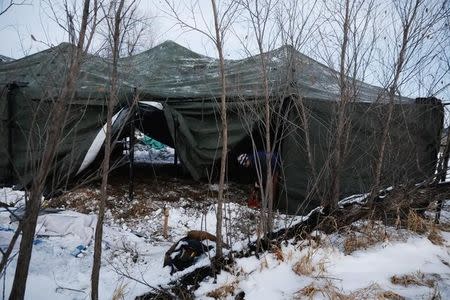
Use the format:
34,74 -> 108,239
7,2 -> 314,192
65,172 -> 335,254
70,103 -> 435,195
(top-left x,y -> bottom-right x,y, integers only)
0,183 -> 449,299
0,184 -> 300,299
196,216 -> 450,299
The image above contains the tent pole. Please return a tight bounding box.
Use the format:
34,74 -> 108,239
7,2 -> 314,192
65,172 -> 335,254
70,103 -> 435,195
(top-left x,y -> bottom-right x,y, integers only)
174,116 -> 178,177
128,89 -> 136,202
6,84 -> 14,185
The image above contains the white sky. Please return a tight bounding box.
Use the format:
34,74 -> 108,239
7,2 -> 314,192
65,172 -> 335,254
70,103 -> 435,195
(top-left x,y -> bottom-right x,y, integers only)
0,0 -> 247,59
0,0 -> 448,100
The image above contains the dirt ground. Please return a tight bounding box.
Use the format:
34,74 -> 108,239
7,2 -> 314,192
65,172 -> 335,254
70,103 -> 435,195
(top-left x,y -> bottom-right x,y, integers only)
46,164 -> 250,222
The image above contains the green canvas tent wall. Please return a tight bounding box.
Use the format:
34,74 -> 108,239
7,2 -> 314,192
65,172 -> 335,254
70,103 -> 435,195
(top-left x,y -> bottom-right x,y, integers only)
0,41 -> 443,215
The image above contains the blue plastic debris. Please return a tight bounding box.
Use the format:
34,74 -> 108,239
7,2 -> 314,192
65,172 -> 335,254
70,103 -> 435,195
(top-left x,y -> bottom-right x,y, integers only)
32,239 -> 43,245
71,245 -> 87,257
0,226 -> 14,232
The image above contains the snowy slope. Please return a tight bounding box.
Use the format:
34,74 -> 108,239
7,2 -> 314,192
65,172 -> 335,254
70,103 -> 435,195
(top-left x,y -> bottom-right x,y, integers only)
0,187 -> 449,299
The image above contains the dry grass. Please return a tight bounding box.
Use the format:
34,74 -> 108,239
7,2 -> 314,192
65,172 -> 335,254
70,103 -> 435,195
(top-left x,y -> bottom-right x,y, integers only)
343,222 -> 387,254
297,283 -> 320,298
272,244 -> 284,262
440,223 -> 450,232
343,232 -> 365,254
407,211 -> 428,234
292,251 -> 315,276
294,282 -> 348,299
428,226 -> 445,245
390,271 -> 437,288
112,282 -> 128,300
206,281 -> 238,299
259,256 -> 269,271
378,290 -> 405,300
295,282 -> 404,300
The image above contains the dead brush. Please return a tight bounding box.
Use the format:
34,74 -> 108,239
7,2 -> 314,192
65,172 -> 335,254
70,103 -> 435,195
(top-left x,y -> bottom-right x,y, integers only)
292,252 -> 314,276
272,244 -> 284,262
343,221 -> 387,254
206,280 -> 238,299
349,284 -> 404,300
390,271 -> 437,288
259,256 -> 269,271
407,210 -> 428,234
295,283 -> 321,299
295,282 -> 405,300
112,281 -> 128,300
428,225 -> 445,245
116,200 -> 155,219
379,290 -> 405,300
294,281 -> 347,299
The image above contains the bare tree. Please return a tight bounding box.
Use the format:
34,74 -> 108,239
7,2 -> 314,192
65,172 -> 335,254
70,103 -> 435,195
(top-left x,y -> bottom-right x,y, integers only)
8,1 -> 93,299
371,0 -> 449,201
211,0 -> 228,259
314,0 -> 378,212
91,0 -> 125,299
89,1 -> 154,298
163,0 -> 238,259
0,0 -> 29,16
236,0 -> 280,235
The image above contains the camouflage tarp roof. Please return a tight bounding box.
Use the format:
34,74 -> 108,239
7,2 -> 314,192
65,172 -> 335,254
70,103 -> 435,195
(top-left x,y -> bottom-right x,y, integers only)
0,40 -> 410,103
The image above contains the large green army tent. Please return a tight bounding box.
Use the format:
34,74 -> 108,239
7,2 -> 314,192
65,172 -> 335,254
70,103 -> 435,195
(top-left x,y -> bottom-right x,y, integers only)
0,41 -> 443,214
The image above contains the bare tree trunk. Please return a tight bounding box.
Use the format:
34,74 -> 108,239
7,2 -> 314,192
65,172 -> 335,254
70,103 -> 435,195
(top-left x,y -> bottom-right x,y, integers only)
326,0 -> 350,213
0,222 -> 22,273
211,0 -> 226,259
91,1 -> 124,299
260,48 -> 273,234
238,0 -> 275,235
8,1 -> 91,299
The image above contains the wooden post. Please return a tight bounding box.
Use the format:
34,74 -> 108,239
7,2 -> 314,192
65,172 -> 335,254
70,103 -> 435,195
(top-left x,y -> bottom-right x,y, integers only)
163,205 -> 169,239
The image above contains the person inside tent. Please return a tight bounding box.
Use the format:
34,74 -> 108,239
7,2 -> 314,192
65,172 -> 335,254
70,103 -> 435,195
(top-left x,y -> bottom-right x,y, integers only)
237,151 -> 281,208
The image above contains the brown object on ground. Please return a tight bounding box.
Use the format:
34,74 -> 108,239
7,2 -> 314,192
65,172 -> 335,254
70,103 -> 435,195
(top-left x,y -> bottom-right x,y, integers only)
188,230 -> 230,248
391,272 -> 437,288
187,230 -> 217,242
163,206 -> 169,239
164,230 -> 222,267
